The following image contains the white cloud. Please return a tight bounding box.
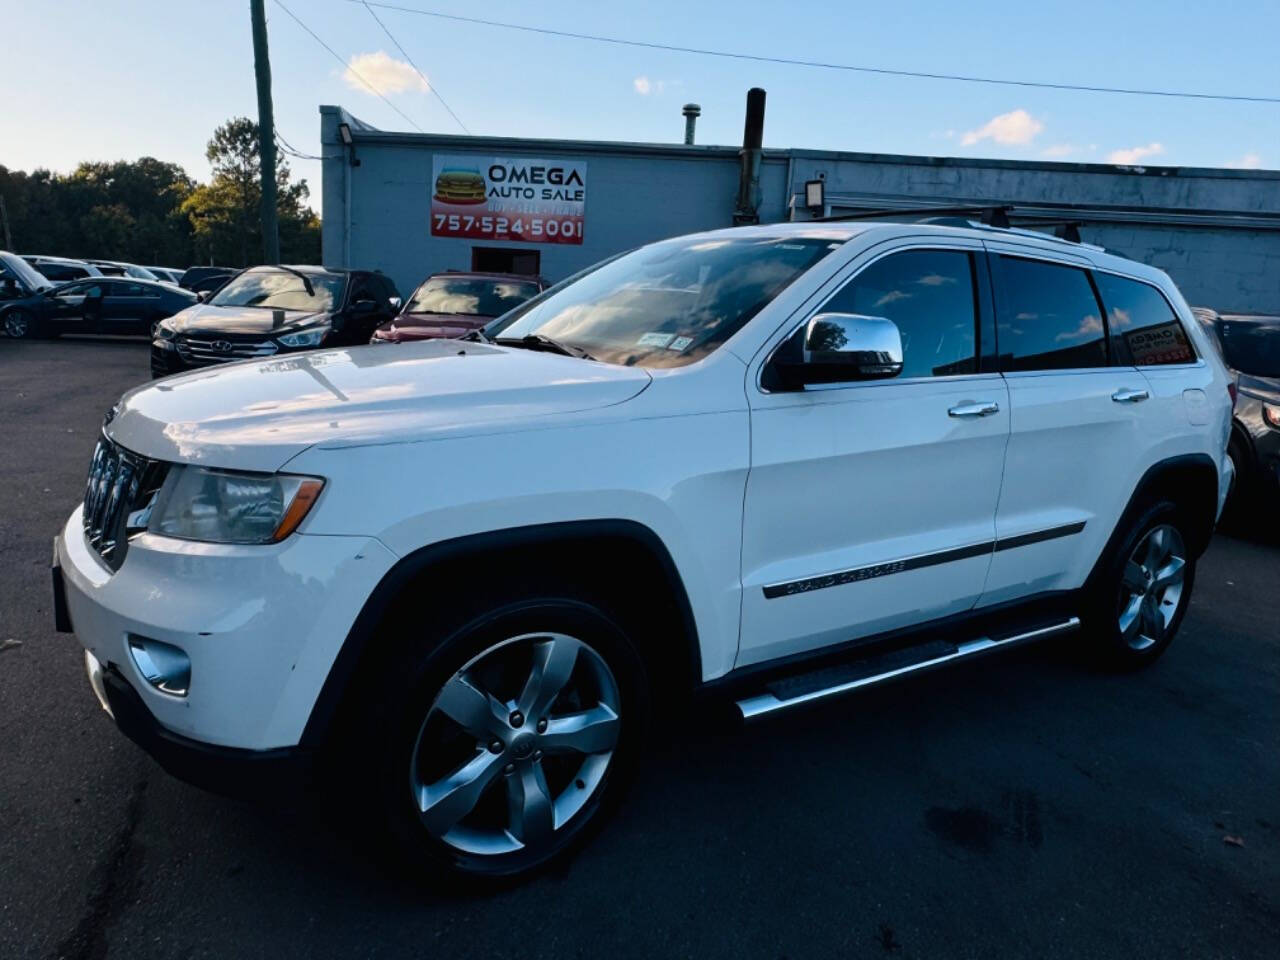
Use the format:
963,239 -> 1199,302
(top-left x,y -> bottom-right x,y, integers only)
343,51 -> 428,95
1106,142 -> 1164,165
1041,144 -> 1079,159
1226,151 -> 1263,169
633,75 -> 667,95
960,109 -> 1043,147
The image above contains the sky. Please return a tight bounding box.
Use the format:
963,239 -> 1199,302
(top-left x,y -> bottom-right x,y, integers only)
4,0 -> 1278,216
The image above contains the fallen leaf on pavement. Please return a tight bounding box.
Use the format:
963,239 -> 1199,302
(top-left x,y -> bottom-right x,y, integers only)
1223,835 -> 1245,848
0,638 -> 22,654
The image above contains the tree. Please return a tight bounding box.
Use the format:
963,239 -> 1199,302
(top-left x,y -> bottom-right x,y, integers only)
181,117 -> 319,267
0,117 -> 319,267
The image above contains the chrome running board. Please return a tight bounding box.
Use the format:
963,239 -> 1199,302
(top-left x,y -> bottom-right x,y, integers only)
736,617 -> 1081,720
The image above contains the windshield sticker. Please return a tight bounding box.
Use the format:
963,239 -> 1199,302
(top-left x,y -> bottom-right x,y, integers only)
668,335 -> 693,352
637,332 -> 675,348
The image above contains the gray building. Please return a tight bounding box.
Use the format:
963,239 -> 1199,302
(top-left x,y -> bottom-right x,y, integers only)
320,103 -> 1280,313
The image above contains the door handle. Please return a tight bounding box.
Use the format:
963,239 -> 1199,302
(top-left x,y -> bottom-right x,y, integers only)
1111,388 -> 1150,403
948,400 -> 1000,418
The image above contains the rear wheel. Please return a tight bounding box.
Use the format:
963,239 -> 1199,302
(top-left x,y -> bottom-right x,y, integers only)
353,594 -> 648,884
1087,500 -> 1195,668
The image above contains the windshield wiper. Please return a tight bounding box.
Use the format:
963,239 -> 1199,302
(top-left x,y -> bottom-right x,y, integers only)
495,333 -> 594,360
268,265 -> 315,297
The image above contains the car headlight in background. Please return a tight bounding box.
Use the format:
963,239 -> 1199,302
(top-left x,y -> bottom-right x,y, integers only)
147,466 -> 324,544
154,320 -> 176,340
1264,402 -> 1280,430
277,323 -> 331,348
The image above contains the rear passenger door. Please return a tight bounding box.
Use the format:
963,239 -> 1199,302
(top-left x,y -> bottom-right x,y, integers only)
979,244 -> 1156,605
102,281 -> 155,333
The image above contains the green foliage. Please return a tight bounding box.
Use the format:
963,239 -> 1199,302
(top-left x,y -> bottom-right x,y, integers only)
182,117 -> 319,266
0,118 -> 319,268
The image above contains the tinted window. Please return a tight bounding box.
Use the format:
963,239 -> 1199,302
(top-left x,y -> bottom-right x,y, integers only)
996,257 -> 1107,371
1094,273 -> 1195,366
38,263 -> 88,281
1217,319 -> 1280,378
820,250 -> 978,378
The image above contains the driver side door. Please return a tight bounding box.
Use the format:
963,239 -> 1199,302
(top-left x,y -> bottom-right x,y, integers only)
738,240 -> 1010,666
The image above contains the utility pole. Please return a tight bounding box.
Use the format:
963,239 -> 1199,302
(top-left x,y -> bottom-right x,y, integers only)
250,0 -> 280,264
0,195 -> 12,250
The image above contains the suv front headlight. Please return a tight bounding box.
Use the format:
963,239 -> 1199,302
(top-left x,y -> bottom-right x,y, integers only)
277,323 -> 331,348
155,319 -> 177,340
147,466 -> 324,544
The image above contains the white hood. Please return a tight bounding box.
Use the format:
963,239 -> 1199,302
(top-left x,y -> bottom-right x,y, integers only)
107,340 -> 652,472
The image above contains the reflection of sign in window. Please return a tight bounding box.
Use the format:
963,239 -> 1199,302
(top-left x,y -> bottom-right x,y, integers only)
1125,322 -> 1194,365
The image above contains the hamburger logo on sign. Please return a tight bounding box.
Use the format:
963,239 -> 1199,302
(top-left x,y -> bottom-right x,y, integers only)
431,155 -> 587,245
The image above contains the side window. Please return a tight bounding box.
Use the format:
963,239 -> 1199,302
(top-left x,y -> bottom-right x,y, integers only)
55,280 -> 89,298
995,256 -> 1107,371
376,274 -> 399,304
1094,272 -> 1196,366
819,249 -> 978,378
349,276 -> 373,303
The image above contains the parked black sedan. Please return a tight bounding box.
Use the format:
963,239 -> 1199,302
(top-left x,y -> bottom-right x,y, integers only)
151,265 -> 399,377
1,276 -> 197,339
1194,308 -> 1280,507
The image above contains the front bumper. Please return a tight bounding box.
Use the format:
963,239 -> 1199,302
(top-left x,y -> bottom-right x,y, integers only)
82,649 -> 311,796
55,506 -> 398,752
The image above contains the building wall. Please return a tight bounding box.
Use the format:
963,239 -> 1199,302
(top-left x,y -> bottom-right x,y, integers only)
785,151 -> 1280,314
322,106 -> 1280,314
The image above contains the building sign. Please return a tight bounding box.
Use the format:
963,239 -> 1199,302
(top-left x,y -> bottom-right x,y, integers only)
1126,322 -> 1195,365
430,155 -> 587,245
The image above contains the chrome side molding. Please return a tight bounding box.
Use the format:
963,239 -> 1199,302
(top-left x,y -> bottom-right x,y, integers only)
736,617 -> 1081,720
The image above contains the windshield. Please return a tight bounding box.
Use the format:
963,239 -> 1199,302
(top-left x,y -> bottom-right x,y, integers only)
210,269 -> 346,311
495,235 -> 841,367
407,276 -> 539,317
126,265 -> 159,281
1218,318 -> 1280,378
1,251 -> 53,292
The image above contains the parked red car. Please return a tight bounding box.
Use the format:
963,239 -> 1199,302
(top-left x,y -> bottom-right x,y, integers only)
370,271 -> 547,343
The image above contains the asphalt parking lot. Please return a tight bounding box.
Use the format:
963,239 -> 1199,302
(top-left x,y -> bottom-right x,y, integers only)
2,337 -> 1278,960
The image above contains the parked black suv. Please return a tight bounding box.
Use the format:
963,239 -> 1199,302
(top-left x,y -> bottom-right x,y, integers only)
1194,308 -> 1280,506
151,265 -> 400,377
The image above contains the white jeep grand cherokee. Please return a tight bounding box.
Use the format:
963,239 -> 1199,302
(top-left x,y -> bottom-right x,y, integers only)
54,222 -> 1232,881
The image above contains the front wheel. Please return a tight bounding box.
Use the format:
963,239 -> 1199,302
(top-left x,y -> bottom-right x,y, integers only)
1087,500 -> 1196,668
357,596 -> 648,884
3,309 -> 36,339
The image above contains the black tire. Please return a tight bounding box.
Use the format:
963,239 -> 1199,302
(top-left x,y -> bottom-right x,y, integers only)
1085,499 -> 1196,670
344,589 -> 649,886
3,308 -> 38,339
1222,432 -> 1252,520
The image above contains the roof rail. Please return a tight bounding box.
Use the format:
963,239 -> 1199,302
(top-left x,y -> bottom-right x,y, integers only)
812,204 -> 1113,249
817,205 -> 1012,227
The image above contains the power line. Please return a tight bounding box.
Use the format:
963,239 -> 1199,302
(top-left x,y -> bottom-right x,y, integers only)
272,0 -> 425,132
360,1 -> 470,134
275,129 -> 324,161
352,0 -> 1280,105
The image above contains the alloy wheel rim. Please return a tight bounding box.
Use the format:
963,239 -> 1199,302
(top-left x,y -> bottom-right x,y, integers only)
5,312 -> 29,337
1117,524 -> 1187,651
409,632 -> 622,857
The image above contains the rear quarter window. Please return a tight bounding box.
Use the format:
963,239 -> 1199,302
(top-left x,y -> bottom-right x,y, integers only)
1094,273 -> 1196,366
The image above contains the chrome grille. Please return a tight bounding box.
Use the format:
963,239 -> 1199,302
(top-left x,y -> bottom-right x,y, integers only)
176,336 -> 279,365
82,435 -> 166,572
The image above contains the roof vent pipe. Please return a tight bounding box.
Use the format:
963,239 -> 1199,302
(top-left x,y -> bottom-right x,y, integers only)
682,103 -> 701,145
734,88 -> 766,225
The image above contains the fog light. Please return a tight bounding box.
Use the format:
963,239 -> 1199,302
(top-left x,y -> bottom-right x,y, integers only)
127,636 -> 191,697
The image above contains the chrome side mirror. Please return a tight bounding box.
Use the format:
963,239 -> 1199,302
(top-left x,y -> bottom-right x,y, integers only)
801,313 -> 903,380
388,296 -> 402,312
